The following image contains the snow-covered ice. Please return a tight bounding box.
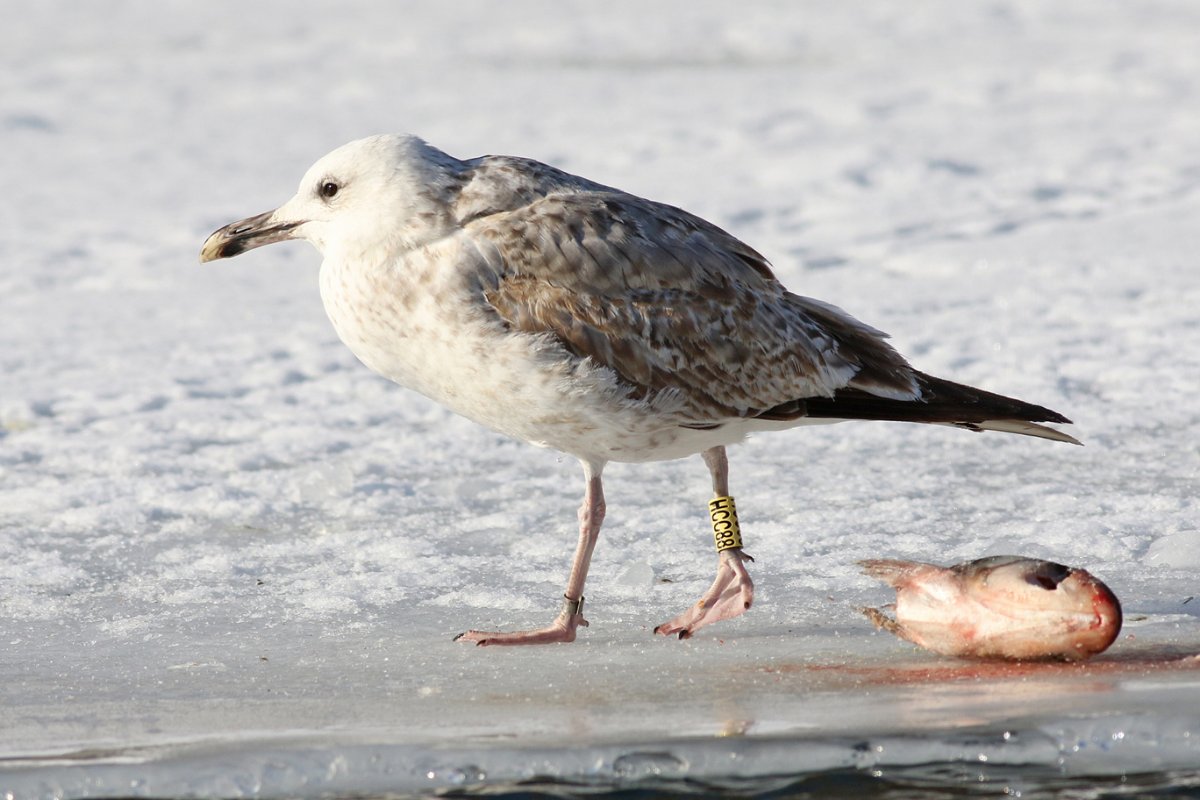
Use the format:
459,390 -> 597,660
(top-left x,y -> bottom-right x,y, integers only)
3,1 -> 1200,796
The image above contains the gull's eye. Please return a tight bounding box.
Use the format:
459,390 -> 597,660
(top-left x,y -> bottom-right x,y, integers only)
319,181 -> 340,199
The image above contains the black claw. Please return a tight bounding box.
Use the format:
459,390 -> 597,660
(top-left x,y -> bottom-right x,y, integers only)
678,630 -> 691,640
452,632 -> 465,642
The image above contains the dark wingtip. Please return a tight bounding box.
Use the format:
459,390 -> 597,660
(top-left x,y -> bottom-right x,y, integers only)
800,370 -> 1081,445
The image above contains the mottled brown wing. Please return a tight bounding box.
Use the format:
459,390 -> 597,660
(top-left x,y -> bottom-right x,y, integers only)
465,191 -> 917,423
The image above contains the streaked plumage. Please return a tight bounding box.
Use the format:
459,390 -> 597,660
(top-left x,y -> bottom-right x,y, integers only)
201,134 -> 1077,646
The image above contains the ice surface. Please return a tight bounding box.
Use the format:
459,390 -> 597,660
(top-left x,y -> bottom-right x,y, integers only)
3,1 -> 1200,796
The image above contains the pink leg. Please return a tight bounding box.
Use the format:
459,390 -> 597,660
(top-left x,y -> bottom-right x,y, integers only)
654,446 -> 755,639
456,460 -> 605,646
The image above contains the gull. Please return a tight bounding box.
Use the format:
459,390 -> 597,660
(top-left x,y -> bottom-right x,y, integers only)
200,134 -> 1078,646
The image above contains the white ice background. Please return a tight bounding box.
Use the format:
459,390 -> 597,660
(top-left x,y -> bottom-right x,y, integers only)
2,1 -> 1199,797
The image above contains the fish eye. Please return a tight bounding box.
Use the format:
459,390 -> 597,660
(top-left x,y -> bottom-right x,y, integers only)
1030,561 -> 1070,590
319,181 -> 340,199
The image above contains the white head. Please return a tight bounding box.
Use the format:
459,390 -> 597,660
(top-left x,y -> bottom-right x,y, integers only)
200,134 -> 463,265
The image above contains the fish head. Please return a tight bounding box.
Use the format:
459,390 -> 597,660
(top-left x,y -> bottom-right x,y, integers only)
956,555 -> 1123,659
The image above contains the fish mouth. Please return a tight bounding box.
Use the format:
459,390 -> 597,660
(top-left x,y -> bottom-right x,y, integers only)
199,210 -> 303,262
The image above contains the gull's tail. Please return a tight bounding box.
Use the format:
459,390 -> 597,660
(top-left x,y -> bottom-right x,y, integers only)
798,371 -> 1080,445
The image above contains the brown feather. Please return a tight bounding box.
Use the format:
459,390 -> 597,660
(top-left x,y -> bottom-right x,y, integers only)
451,151 -> 1072,444
467,185 -> 918,422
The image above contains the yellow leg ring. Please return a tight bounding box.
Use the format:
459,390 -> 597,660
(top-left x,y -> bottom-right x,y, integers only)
709,495 -> 743,553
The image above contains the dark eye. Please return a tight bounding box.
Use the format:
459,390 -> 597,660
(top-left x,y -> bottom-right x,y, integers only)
319,181 -> 339,199
1030,561 -> 1070,590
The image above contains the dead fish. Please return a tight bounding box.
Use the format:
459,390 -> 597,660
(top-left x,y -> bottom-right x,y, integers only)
860,555 -> 1122,661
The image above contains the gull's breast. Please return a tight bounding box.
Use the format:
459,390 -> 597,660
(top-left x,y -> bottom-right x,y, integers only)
315,241 -> 724,462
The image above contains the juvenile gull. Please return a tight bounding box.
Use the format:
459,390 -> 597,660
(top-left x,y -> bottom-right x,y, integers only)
200,134 -> 1078,646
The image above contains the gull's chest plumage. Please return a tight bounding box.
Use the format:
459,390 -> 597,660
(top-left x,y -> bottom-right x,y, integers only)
316,240 -> 720,462
317,243 -> 479,404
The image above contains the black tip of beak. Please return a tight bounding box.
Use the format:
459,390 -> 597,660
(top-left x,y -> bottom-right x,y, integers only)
199,212 -> 301,263
209,237 -> 248,260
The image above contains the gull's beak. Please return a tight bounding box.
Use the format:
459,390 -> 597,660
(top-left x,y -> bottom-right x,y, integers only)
199,210 -> 303,263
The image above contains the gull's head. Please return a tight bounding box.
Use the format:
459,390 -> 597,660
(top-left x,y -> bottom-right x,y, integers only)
200,134 -> 463,264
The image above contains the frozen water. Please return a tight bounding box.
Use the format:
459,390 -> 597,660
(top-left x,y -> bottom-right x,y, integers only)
1147,531 -> 1200,570
3,0 -> 1200,796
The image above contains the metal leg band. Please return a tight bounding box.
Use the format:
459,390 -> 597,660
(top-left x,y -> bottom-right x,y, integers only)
563,595 -> 585,616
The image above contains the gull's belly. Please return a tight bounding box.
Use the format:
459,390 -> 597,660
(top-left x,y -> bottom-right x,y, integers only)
317,250 -> 743,463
